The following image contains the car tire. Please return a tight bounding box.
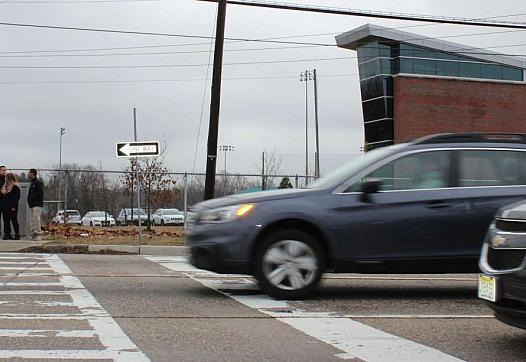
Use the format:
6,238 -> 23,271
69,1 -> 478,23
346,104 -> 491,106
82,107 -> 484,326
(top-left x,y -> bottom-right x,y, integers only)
161,220 -> 164,226
254,228 -> 325,300
90,221 -> 93,227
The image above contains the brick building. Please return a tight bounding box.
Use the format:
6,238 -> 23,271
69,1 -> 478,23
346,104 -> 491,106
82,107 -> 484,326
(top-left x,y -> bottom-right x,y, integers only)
336,24 -> 526,150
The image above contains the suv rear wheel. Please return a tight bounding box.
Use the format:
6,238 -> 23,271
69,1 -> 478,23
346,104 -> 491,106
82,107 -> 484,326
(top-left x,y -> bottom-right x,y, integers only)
254,229 -> 325,300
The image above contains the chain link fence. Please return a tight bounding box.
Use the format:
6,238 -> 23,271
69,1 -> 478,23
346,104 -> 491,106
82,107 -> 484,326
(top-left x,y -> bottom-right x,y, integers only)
11,168 -> 316,226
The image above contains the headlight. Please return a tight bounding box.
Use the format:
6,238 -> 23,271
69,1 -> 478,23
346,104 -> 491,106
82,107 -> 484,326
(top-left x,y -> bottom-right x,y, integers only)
199,204 -> 255,224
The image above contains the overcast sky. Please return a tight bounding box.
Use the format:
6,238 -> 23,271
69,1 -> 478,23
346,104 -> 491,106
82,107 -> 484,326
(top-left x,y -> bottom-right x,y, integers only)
1,0 -> 526,176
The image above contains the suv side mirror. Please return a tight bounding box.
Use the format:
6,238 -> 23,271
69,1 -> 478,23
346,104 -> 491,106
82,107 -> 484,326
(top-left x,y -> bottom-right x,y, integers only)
360,178 -> 382,202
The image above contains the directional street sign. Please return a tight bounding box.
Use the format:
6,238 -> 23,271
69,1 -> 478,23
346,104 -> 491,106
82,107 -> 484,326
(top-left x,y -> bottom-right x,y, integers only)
116,141 -> 160,158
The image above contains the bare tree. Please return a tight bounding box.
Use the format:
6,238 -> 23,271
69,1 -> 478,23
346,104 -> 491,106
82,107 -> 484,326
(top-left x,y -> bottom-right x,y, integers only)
42,163 -> 119,218
121,142 -> 178,230
261,152 -> 282,190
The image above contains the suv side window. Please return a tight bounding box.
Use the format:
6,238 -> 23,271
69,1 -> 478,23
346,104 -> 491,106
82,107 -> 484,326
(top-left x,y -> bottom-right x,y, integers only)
350,150 -> 451,192
459,150 -> 526,187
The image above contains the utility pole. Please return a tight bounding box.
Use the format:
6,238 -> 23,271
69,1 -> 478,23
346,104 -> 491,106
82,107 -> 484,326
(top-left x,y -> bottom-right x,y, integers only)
313,69 -> 320,178
204,0 -> 227,200
300,70 -> 313,183
133,107 -> 142,242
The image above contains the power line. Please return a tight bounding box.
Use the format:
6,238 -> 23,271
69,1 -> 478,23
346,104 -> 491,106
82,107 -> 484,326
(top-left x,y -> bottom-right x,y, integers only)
2,45 -> 526,69
193,10 -> 216,173
2,22 -> 526,56
478,12 -> 526,20
2,40 -> 526,59
0,0 -> 159,3
0,56 -> 355,68
0,74 -> 358,85
198,0 -> 526,29
2,15 -> 526,53
0,21 -> 336,47
0,44 -> 322,57
0,32 -> 340,55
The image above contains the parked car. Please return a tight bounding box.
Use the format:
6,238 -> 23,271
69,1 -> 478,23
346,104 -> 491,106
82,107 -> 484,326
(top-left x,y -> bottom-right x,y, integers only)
187,133 -> 526,299
82,211 -> 116,227
153,209 -> 184,226
479,200 -> 526,330
116,208 -> 147,226
52,210 -> 82,226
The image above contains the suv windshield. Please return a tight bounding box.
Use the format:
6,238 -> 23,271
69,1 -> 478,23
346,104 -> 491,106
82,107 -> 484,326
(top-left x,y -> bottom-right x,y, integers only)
164,209 -> 180,215
308,146 -> 401,190
66,211 -> 80,216
122,209 -> 146,215
91,212 -> 107,217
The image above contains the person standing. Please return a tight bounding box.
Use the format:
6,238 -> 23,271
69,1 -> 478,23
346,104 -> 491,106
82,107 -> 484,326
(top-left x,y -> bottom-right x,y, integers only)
1,173 -> 20,240
27,169 -> 44,241
0,166 -> 6,239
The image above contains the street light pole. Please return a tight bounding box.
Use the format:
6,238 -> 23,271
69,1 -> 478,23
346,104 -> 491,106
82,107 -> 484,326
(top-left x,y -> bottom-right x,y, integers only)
218,145 -> 235,195
313,69 -> 320,178
300,70 -> 313,183
134,107 -> 142,242
58,127 -> 66,212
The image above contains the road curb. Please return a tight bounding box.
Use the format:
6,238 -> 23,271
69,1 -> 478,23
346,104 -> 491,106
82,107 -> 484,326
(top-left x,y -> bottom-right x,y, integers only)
89,245 -> 140,254
139,245 -> 188,256
7,242 -> 188,256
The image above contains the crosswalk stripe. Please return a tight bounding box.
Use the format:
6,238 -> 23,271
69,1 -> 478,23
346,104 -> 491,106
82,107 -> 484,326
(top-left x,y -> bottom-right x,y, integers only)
146,255 -> 464,362
0,254 -> 150,361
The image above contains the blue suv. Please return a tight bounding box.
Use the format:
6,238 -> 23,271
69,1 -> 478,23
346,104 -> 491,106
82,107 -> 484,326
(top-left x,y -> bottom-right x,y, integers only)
187,133 -> 526,299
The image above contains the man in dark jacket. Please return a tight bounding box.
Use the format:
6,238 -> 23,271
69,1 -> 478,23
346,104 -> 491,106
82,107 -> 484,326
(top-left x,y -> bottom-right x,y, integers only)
0,166 -> 6,239
27,169 -> 44,241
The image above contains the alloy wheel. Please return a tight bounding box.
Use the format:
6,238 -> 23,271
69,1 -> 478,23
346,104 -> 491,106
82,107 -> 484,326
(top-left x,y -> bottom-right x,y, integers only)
262,240 -> 318,291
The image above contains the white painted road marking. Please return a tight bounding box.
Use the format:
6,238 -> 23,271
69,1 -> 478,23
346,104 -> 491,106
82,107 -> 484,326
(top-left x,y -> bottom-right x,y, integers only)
0,253 -> 150,361
146,255 -> 464,362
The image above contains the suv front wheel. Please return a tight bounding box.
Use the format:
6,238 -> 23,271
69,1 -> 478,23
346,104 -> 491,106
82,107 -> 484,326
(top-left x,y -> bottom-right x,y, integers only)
254,229 -> 325,300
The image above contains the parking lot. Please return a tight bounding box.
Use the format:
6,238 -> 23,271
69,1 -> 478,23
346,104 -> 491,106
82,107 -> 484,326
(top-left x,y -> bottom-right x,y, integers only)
1,252 -> 525,361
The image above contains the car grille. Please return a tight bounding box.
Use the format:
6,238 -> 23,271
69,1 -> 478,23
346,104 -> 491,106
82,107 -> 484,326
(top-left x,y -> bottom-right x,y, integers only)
487,247 -> 526,271
495,219 -> 526,233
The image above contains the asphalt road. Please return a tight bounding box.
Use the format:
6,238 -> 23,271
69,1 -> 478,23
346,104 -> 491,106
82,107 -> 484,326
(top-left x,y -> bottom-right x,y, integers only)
0,253 -> 525,361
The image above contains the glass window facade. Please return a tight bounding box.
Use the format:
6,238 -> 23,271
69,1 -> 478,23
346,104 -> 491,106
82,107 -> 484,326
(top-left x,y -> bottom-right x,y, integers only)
364,119 -> 394,146
356,40 -> 525,151
360,76 -> 393,100
363,98 -> 393,122
396,43 -> 523,82
357,41 -> 396,149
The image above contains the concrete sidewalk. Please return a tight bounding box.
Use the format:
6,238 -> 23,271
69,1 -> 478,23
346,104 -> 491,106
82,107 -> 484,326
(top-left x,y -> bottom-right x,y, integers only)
0,240 -> 48,252
0,240 -> 187,256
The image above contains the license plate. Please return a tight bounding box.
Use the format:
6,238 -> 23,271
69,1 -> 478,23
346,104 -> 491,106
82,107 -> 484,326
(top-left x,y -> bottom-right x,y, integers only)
478,274 -> 498,302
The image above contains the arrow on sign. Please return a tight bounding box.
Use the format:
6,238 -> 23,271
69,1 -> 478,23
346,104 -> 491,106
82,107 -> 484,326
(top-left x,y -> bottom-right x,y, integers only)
116,141 -> 160,157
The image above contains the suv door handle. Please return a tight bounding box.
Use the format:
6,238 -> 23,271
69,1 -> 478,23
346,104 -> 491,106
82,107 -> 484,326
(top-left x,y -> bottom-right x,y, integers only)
426,201 -> 451,210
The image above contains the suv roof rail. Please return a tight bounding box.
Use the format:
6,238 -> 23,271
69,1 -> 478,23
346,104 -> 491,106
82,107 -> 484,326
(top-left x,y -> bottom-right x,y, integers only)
413,133 -> 526,145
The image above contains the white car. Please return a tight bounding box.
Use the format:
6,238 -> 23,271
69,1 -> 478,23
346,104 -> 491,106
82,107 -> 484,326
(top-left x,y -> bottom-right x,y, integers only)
153,208 -> 184,226
52,210 -> 82,226
82,211 -> 116,227
116,208 -> 147,226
